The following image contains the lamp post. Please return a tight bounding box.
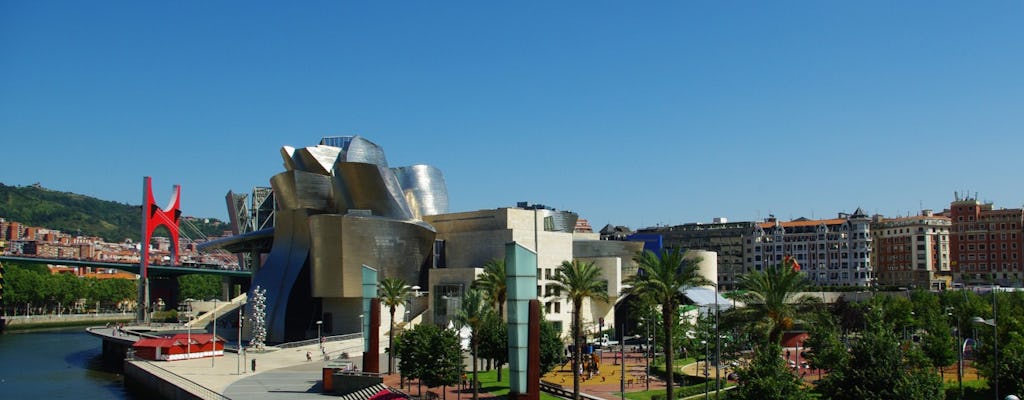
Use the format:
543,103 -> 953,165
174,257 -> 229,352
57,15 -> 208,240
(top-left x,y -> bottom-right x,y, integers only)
948,307 -> 963,399
212,298 -> 217,367
237,311 -> 244,375
702,339 -> 709,400
643,318 -> 651,391
186,301 -> 192,360
973,284 -> 999,400
620,321 -> 625,400
317,320 -> 324,360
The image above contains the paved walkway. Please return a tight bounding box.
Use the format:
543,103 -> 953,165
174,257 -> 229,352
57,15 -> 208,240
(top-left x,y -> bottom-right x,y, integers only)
107,327 -> 734,400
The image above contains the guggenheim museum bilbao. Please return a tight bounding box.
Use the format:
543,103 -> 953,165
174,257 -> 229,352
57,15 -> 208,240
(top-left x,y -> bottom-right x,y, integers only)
214,136 -> 717,344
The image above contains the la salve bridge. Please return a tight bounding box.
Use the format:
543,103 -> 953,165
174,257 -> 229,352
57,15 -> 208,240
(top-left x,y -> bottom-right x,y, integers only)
0,255 -> 252,278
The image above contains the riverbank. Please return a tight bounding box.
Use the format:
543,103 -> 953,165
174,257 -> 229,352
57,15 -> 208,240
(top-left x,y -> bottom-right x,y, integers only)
2,313 -> 134,332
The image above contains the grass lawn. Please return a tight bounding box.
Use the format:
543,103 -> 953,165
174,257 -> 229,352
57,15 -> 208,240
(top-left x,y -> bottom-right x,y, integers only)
467,369 -> 562,400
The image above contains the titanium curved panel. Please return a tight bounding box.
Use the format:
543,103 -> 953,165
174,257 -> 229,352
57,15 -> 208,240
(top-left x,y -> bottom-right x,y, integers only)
280,146 -> 299,172
340,136 -> 388,167
333,162 -> 413,219
292,145 -> 342,176
308,214 -> 436,298
270,170 -> 336,211
393,164 -> 449,219
250,208 -> 314,343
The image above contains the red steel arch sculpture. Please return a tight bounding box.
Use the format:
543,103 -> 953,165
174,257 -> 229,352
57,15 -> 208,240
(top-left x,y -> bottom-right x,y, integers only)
137,176 -> 181,322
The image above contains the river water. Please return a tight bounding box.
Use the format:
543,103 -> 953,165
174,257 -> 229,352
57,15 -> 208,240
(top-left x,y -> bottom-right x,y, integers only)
0,327 -> 139,399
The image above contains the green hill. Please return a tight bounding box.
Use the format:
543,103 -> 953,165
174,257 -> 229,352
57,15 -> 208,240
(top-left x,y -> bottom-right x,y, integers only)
0,183 -> 231,243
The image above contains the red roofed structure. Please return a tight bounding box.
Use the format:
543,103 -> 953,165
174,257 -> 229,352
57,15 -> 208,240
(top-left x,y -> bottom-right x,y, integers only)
132,333 -> 224,361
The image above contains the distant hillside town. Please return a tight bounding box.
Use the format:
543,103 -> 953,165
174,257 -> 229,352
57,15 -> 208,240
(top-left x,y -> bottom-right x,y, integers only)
0,215 -> 239,271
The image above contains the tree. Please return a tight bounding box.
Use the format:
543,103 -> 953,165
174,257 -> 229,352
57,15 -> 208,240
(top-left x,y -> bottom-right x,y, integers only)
802,311 -> 848,376
919,311 -> 957,375
422,325 -> 463,391
623,249 -> 710,400
455,288 -> 491,400
817,324 -> 943,400
971,290 -> 1024,397
378,277 -> 412,375
553,259 -> 609,400
539,317 -> 565,375
178,274 -> 220,301
477,312 -> 509,381
396,323 -> 461,396
733,343 -> 811,400
733,258 -> 818,344
472,259 -> 507,319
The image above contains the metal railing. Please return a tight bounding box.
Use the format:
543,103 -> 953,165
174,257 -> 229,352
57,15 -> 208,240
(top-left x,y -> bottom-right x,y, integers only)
278,332 -> 362,349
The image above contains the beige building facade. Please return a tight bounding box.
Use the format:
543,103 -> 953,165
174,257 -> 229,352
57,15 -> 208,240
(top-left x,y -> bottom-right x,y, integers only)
423,206 -> 642,340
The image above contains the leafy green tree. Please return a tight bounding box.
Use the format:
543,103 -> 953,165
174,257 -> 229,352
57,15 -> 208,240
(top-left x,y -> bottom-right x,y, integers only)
733,258 -> 818,344
477,312 -> 509,381
455,288 -> 491,400
539,317 -> 565,375
395,323 -> 461,395
553,259 -> 609,400
817,324 -> 943,400
920,312 -> 957,374
624,249 -> 711,400
802,311 -> 848,375
733,343 -> 811,400
472,259 -> 507,319
3,264 -> 45,313
177,274 -> 220,301
422,325 -> 463,391
971,290 -> 1024,397
378,277 -> 412,375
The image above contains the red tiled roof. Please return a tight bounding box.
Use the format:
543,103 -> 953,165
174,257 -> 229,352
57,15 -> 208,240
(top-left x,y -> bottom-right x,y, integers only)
134,338 -> 182,348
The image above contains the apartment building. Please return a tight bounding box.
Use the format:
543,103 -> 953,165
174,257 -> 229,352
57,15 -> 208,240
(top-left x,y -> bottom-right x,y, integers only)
637,219 -> 755,290
945,195 -> 1024,286
871,211 -> 951,289
744,208 -> 873,287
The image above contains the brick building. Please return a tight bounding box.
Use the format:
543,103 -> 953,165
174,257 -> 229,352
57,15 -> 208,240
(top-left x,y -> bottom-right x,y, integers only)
945,195 -> 1024,286
871,211 -> 951,289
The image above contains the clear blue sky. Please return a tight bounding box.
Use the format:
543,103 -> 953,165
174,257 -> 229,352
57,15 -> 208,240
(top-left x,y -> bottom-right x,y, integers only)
2,1 -> 1023,229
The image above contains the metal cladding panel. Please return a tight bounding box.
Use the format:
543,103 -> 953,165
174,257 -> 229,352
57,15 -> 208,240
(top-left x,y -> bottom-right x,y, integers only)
293,145 -> 342,176
506,242 -> 537,395
341,136 -> 389,167
393,164 -> 449,219
309,214 -> 435,298
280,146 -> 298,171
539,210 -> 579,233
251,208 -> 314,343
270,170 -> 334,211
333,162 -> 413,219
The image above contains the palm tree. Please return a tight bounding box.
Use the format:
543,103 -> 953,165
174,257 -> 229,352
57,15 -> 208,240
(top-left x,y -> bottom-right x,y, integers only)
552,259 -> 609,400
624,249 -> 713,400
472,259 -> 507,319
455,288 -> 491,400
733,257 -> 818,344
379,277 -> 413,375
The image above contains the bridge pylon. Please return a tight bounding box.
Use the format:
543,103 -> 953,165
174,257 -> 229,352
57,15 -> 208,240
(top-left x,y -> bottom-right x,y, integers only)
138,176 -> 181,323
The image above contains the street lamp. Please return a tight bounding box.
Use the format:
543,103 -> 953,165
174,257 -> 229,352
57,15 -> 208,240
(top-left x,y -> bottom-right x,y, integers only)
974,282 -> 1000,400
947,307 -> 964,399
212,298 -> 217,367
317,320 -> 324,359
186,300 -> 192,360
972,315 -> 998,400
702,339 -> 709,400
237,311 -> 244,375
